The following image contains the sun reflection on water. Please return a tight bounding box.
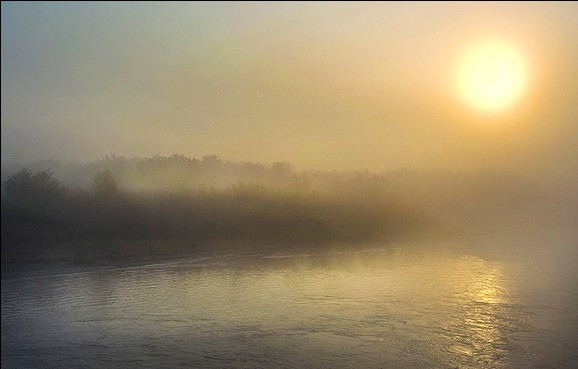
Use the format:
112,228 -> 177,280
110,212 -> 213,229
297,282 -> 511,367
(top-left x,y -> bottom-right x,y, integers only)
5,248 -> 550,369
442,256 -> 511,368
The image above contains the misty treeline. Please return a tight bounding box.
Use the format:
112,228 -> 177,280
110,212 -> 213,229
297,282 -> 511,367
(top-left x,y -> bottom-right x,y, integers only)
1,154 -> 549,264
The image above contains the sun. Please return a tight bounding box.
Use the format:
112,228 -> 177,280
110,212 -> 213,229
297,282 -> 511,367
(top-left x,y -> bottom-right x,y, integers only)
457,42 -> 527,113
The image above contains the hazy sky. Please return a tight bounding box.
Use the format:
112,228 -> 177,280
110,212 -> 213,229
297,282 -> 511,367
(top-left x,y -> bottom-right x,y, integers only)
2,2 -> 578,176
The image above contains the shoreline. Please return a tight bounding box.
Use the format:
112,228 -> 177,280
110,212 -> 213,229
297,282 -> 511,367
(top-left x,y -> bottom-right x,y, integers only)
1,237 -> 464,281
0,242 -> 277,280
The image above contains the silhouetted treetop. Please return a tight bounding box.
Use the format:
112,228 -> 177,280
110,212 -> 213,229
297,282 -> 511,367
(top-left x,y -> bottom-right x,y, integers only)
91,169 -> 119,198
2,169 -> 64,201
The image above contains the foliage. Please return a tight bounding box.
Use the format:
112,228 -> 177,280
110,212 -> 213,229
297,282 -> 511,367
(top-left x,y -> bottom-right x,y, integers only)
91,169 -> 119,198
2,169 -> 64,202
1,166 -> 428,263
1,155 -> 543,264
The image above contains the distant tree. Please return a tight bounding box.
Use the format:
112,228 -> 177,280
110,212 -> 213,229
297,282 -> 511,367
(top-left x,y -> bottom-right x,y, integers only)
91,169 -> 119,198
201,155 -> 223,169
271,161 -> 294,176
2,169 -> 64,202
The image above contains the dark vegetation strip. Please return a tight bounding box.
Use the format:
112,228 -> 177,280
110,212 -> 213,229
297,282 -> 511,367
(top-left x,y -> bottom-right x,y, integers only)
1,168 -> 430,265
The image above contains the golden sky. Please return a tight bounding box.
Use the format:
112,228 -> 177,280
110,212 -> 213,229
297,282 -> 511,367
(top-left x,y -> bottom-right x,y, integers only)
2,2 -> 577,177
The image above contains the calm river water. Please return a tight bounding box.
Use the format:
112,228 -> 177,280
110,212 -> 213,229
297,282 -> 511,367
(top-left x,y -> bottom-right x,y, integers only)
2,245 -> 577,368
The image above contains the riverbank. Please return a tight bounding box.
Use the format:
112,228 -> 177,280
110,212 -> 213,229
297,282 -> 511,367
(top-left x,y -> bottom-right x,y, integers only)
0,239 -> 273,280
1,236 -> 456,280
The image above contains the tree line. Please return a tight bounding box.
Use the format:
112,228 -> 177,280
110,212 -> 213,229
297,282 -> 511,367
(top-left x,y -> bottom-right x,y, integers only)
1,166 -> 427,264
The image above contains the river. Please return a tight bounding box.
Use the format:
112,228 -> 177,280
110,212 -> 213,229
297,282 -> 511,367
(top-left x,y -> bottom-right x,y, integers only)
2,245 -> 577,368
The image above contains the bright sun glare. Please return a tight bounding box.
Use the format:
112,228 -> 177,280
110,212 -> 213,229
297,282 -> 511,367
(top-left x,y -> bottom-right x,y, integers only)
458,42 -> 527,113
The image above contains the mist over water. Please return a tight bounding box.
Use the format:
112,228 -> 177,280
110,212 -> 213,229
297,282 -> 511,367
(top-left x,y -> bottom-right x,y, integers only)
2,2 -> 578,368
2,246 -> 577,369
2,155 -> 577,369
2,154 -> 575,266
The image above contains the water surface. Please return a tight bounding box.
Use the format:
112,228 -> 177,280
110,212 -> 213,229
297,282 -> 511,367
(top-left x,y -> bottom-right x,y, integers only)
2,246 -> 577,368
